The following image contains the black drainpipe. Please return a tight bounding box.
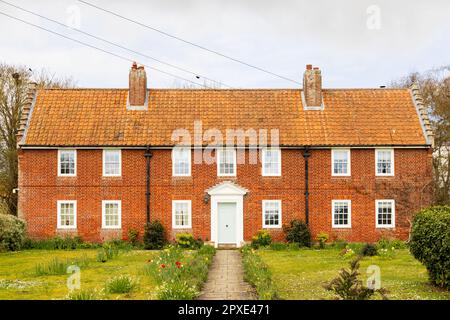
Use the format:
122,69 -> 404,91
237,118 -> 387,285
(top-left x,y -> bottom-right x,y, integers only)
144,147 -> 153,223
302,148 -> 311,225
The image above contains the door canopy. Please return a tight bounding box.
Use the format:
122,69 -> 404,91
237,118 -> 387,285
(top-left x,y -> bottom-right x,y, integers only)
206,181 -> 248,196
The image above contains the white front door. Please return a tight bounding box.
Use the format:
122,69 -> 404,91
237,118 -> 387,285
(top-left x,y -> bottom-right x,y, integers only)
218,202 -> 237,244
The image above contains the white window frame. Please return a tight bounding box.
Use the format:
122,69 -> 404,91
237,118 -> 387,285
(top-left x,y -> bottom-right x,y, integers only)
262,200 -> 282,228
57,149 -> 77,177
57,200 -> 77,229
331,149 -> 351,177
102,200 -> 122,229
102,149 -> 122,177
172,200 -> 192,229
262,148 -> 282,176
172,147 -> 191,177
375,148 -> 394,176
375,199 -> 395,228
217,148 -> 237,177
331,200 -> 352,228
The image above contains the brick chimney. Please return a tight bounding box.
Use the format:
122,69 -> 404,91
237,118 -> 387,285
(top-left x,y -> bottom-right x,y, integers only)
303,64 -> 322,107
129,62 -> 147,106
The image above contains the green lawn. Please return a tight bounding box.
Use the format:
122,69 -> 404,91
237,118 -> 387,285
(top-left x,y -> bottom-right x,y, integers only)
259,248 -> 450,300
0,249 -> 159,300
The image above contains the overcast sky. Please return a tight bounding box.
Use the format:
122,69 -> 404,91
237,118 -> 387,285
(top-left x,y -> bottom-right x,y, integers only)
1,0 -> 449,88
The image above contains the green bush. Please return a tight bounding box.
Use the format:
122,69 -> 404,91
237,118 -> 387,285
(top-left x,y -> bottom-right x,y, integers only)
105,275 -> 138,294
144,220 -> 166,250
409,206 -> 450,289
0,214 -> 26,251
127,229 -> 140,246
361,243 -> 378,257
283,220 -> 311,247
316,232 -> 329,249
251,230 -> 272,248
175,233 -> 202,249
241,246 -> 278,299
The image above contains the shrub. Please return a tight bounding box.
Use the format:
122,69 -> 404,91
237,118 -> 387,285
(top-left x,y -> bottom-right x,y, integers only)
324,257 -> 388,300
105,275 -> 138,294
0,214 -> 26,251
144,220 -> 166,250
316,232 -> 329,249
361,243 -> 378,257
175,233 -> 201,249
283,220 -> 311,247
241,246 -> 277,299
127,229 -> 140,246
409,206 -> 450,289
251,230 -> 272,248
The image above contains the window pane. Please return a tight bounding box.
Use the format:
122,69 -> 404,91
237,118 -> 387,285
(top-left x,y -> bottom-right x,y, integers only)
219,149 -> 235,175
104,150 -> 120,175
59,202 -> 75,227
173,148 -> 190,175
333,202 -> 349,226
333,150 -> 348,174
377,151 -> 392,174
264,149 -> 280,175
174,202 -> 190,227
60,151 -> 75,175
264,201 -> 280,226
377,201 -> 393,225
104,202 -> 119,227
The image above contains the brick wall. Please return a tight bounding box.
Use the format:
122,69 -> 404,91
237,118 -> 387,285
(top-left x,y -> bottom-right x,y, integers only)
18,148 -> 433,243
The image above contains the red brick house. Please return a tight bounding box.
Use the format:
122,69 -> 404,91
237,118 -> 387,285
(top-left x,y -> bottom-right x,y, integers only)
17,63 -> 434,246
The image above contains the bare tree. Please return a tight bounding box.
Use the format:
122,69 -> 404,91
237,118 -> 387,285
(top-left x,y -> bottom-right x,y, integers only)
0,63 -> 75,215
391,66 -> 450,204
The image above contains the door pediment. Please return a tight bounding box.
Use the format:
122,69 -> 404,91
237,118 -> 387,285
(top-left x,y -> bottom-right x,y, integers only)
206,181 -> 248,196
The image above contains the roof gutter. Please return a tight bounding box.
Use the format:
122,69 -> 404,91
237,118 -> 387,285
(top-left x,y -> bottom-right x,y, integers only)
19,144 -> 432,150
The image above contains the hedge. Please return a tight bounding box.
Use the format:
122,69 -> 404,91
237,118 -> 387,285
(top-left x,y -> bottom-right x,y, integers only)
409,206 -> 450,289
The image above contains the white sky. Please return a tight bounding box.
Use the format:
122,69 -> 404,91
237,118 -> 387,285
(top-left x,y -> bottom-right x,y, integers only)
0,0 -> 449,88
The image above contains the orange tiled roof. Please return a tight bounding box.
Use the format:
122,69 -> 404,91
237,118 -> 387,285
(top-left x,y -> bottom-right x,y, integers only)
21,88 -> 428,147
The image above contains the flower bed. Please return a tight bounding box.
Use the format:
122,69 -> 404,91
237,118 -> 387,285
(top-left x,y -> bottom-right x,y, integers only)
144,245 -> 215,299
241,246 -> 278,300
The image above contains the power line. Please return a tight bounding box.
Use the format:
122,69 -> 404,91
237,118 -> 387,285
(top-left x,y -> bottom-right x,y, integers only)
0,0 -> 231,88
78,0 -> 302,85
0,10 -> 211,88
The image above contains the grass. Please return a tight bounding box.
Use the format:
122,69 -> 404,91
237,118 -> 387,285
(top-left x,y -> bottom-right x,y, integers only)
258,248 -> 450,300
105,275 -> 138,294
0,249 -> 158,300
